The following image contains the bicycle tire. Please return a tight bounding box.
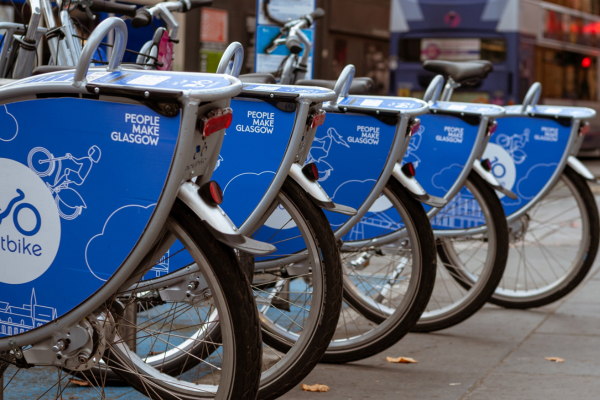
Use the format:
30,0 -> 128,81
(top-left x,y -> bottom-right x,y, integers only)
490,165 -> 600,308
321,177 -> 436,363
104,198 -> 262,400
251,177 -> 343,399
413,171 -> 508,332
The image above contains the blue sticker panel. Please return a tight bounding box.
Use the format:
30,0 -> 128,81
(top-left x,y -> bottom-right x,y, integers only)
214,98 -> 296,226
484,116 -> 572,217
0,98 -> 180,337
431,102 -> 504,116
338,96 -> 424,112
249,112 -> 397,255
242,84 -> 332,95
314,113 -> 396,232
504,105 -> 596,119
22,70 -> 233,91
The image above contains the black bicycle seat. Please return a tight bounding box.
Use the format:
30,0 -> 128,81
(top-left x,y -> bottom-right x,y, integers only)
239,73 -> 277,84
295,77 -> 374,95
423,60 -> 493,84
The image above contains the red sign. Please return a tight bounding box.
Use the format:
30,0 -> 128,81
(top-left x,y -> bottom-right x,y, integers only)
200,8 -> 228,44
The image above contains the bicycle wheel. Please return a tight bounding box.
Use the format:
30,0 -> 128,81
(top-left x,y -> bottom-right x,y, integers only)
490,165 -> 600,308
320,177 -> 436,363
89,177 -> 343,400
248,177 -> 343,399
413,171 -> 509,332
103,198 -> 262,400
414,171 -> 508,332
1,199 -> 262,400
27,147 -> 55,177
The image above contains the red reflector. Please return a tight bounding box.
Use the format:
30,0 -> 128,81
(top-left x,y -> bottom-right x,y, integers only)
310,110 -> 326,129
401,162 -> 416,177
198,181 -> 223,206
302,162 -> 319,181
201,108 -> 233,137
582,57 -> 592,68
580,122 -> 590,136
408,119 -> 421,136
488,121 -> 498,136
481,158 -> 492,172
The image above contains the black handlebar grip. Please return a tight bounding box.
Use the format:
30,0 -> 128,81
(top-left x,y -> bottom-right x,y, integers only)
131,7 -> 152,28
180,0 -> 213,12
88,0 -> 137,17
286,36 -> 303,54
309,7 -> 326,21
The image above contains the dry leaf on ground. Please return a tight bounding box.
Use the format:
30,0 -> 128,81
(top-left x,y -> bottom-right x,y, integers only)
302,384 -> 330,392
386,356 -> 418,363
68,378 -> 91,387
544,357 -> 565,363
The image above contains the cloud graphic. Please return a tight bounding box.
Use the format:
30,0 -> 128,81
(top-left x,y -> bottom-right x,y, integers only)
516,163 -> 558,200
331,179 -> 377,202
0,105 -> 18,142
222,171 -> 276,195
85,204 -> 156,281
431,164 -> 463,192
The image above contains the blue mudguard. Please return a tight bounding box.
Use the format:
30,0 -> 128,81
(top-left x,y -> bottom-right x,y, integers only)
485,105 -> 595,218
0,98 -> 180,337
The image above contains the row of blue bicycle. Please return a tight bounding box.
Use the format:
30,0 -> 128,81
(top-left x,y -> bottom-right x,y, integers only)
0,1 -> 598,399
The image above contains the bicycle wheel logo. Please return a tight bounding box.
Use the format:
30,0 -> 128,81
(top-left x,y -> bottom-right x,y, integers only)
0,158 -> 61,284
482,143 -> 517,198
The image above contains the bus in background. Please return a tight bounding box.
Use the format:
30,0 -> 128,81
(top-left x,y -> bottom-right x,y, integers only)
389,0 -> 600,153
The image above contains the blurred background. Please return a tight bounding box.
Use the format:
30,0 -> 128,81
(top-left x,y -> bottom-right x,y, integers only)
4,0 -> 600,153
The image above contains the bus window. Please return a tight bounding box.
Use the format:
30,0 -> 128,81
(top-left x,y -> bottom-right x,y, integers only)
398,38 -> 507,64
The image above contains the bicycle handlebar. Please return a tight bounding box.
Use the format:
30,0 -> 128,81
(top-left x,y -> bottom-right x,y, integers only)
131,0 -> 212,28
87,0 -> 137,17
308,7 -> 325,22
131,7 -> 152,28
181,0 -> 213,11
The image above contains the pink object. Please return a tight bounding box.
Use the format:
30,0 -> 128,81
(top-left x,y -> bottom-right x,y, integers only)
157,30 -> 173,71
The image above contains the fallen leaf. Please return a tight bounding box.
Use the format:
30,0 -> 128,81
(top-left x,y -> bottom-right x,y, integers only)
449,383 -> 461,386
302,384 -> 330,392
68,378 -> 91,387
386,356 -> 418,363
545,357 -> 565,363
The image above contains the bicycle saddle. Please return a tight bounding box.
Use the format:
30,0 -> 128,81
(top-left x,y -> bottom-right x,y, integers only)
295,77 -> 374,95
239,73 -> 277,84
423,60 -> 493,84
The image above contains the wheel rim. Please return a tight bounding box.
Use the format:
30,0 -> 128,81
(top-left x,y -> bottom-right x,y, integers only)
420,178 -> 497,324
328,185 -> 423,351
493,172 -> 590,302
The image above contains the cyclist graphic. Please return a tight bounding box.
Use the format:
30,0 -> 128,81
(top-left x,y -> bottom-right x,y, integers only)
306,127 -> 350,182
27,145 -> 102,220
53,146 -> 101,188
496,128 -> 529,165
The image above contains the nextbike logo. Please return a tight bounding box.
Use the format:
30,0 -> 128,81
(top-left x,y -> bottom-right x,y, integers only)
534,126 -> 559,142
436,126 -> 464,143
111,113 -> 161,146
0,158 -> 61,284
347,126 -> 380,145
235,111 -> 275,134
